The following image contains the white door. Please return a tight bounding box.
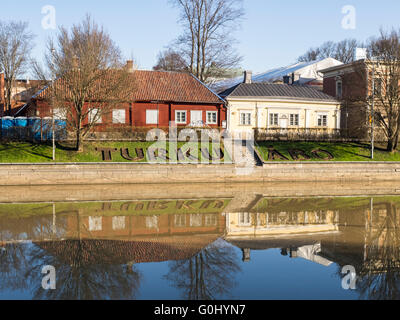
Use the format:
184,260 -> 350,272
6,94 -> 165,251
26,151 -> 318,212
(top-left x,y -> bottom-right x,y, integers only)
280,117 -> 288,129
191,110 -> 203,127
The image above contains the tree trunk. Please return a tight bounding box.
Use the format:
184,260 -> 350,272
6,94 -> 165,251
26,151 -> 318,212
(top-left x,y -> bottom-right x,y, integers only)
387,138 -> 396,153
75,127 -> 84,153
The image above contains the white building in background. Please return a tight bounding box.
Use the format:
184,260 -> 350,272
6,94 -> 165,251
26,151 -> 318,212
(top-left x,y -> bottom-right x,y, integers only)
213,57 -> 343,93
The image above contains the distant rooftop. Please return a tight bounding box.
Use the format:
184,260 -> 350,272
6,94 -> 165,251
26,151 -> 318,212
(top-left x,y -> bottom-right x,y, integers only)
219,82 -> 338,103
212,58 -> 343,92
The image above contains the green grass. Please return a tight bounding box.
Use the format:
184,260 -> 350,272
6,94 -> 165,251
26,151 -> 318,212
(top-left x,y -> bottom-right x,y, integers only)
256,141 -> 400,162
0,141 -> 231,163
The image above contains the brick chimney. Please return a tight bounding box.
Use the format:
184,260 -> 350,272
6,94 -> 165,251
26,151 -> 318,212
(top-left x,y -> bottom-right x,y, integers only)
126,60 -> 134,72
243,70 -> 252,84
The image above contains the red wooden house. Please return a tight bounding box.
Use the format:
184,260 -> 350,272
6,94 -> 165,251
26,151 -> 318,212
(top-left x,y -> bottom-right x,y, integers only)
20,66 -> 226,133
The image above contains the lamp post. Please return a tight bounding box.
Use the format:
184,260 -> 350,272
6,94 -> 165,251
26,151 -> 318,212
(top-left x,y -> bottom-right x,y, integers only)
371,68 -> 375,160
51,48 -> 56,161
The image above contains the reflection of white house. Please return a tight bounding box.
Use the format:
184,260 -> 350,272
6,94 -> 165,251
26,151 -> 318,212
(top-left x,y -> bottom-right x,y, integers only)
219,74 -> 341,135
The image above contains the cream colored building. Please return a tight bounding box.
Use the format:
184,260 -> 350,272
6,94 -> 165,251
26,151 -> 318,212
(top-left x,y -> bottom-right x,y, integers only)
219,74 -> 341,135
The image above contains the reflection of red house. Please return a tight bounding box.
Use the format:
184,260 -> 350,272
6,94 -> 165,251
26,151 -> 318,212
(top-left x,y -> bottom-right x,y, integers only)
21,64 -> 226,130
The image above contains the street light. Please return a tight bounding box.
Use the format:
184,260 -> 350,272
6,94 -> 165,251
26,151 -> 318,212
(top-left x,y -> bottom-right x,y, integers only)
51,48 -> 56,161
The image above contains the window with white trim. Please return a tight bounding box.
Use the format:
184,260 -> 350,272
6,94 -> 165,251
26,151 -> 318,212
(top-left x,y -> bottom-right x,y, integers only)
146,109 -> 159,125
112,109 -> 126,124
317,114 -> 328,127
206,111 -> 218,124
88,108 -> 102,124
174,215 -> 186,227
240,112 -> 251,126
269,113 -> 279,126
290,114 -> 299,126
175,111 -> 187,124
239,212 -> 251,226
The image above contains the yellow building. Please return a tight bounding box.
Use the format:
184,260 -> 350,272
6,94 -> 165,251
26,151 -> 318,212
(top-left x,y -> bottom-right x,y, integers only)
219,72 -> 341,136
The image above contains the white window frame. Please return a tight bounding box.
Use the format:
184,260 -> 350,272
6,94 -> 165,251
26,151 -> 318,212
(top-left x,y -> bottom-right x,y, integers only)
317,114 -> 328,127
146,109 -> 159,125
112,109 -> 126,124
88,108 -> 102,124
239,212 -> 251,227
240,112 -> 252,126
289,114 -> 299,126
206,111 -> 218,125
269,113 -> 279,126
175,110 -> 187,124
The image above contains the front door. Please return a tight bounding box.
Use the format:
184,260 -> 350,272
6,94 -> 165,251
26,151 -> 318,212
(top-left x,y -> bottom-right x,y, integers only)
190,110 -> 203,127
280,116 -> 288,129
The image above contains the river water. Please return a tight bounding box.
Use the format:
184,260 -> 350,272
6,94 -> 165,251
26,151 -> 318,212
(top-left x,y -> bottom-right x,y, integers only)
0,183 -> 399,300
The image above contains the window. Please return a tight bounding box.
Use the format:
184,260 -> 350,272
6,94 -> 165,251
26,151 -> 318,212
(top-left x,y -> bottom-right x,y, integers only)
240,112 -> 252,126
336,80 -> 343,99
88,108 -> 102,124
88,216 -> 102,231
206,111 -> 218,124
174,215 -> 186,227
290,114 -> 299,126
146,216 -> 159,229
112,109 -> 126,124
53,108 -> 65,120
374,78 -> 382,97
239,212 -> 251,226
112,216 -> 126,230
190,214 -> 203,227
317,114 -> 328,127
146,109 -> 159,125
175,111 -> 187,124
269,113 -> 279,126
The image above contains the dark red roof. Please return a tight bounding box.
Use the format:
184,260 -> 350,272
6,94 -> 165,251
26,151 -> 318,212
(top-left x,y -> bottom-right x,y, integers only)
133,70 -> 224,104
35,70 -> 224,105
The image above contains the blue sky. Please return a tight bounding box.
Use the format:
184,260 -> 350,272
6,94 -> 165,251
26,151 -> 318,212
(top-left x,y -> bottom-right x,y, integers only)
1,0 -> 400,75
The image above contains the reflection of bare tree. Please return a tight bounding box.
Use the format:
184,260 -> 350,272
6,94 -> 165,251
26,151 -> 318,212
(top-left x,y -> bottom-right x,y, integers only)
164,240 -> 240,300
0,244 -> 30,292
25,240 -> 142,300
357,201 -> 400,300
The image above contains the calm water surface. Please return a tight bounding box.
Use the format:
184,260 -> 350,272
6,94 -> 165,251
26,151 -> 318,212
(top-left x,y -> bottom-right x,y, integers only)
0,194 -> 398,300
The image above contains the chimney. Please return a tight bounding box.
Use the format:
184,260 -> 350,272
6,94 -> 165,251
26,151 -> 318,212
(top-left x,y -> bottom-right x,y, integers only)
242,248 -> 251,262
126,60 -> 134,72
283,75 -> 291,85
243,70 -> 252,84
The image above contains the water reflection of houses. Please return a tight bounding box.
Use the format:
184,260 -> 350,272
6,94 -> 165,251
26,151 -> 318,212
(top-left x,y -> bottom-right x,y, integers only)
224,197 -> 340,265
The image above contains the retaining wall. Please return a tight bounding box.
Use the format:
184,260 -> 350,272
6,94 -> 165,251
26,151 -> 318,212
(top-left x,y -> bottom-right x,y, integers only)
1,162 -> 400,186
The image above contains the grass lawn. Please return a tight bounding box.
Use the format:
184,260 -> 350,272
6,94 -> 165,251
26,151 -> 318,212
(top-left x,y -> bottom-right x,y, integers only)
0,141 -> 231,163
256,141 -> 400,162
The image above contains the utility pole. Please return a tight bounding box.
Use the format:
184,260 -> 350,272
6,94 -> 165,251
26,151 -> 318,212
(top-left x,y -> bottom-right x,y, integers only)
51,48 -> 56,161
371,68 -> 375,160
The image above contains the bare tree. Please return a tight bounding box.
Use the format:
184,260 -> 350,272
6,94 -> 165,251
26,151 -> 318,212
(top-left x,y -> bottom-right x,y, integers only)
153,49 -> 188,72
0,21 -> 35,113
366,29 -> 400,152
171,0 -> 244,83
298,39 -> 359,64
33,16 -> 134,152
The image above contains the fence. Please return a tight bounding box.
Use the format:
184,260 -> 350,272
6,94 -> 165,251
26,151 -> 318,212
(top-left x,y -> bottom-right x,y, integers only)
0,117 -> 67,142
254,128 -> 359,142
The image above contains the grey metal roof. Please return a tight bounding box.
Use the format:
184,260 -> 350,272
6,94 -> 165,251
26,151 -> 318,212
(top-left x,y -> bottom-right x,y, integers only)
219,83 -> 338,102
